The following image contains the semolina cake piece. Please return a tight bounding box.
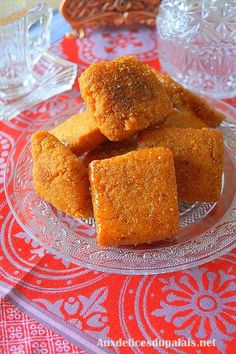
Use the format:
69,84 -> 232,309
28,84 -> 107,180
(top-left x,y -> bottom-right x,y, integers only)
89,148 -> 179,247
31,131 -> 93,219
79,56 -> 174,141
50,111 -> 106,156
164,109 -> 207,129
138,127 -> 224,202
155,73 -> 225,127
83,136 -> 137,166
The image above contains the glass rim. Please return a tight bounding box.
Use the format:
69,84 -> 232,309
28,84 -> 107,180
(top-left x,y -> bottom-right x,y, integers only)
0,0 -> 30,26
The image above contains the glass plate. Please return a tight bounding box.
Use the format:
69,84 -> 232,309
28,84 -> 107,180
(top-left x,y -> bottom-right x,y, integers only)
0,52 -> 77,121
4,100 -> 236,274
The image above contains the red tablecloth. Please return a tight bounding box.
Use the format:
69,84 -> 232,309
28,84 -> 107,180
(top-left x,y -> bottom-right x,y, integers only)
1,25 -> 236,354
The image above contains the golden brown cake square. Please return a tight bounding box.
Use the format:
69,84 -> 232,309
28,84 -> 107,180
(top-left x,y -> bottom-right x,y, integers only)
79,56 -> 174,141
50,111 -> 106,156
89,148 -> 179,247
32,131 -> 93,219
138,127 -> 224,202
155,73 -> 225,127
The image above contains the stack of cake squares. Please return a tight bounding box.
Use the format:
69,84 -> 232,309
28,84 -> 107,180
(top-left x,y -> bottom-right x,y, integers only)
32,56 -> 224,247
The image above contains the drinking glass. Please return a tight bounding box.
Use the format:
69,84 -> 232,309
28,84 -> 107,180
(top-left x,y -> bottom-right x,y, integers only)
0,0 -> 52,100
156,0 -> 236,99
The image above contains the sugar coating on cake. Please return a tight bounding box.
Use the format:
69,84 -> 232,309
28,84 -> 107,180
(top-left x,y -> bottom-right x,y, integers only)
32,131 -> 93,219
79,56 -> 174,141
138,127 -> 224,202
89,148 -> 179,246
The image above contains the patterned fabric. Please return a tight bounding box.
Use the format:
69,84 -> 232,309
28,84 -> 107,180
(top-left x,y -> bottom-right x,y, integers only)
0,25 -> 236,354
0,297 -> 85,354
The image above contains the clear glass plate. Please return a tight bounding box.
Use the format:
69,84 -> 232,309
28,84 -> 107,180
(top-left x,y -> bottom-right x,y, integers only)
4,100 -> 236,274
0,52 -> 77,121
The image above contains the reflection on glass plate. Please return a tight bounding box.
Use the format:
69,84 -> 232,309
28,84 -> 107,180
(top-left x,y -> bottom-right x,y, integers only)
0,52 -> 77,121
4,100 -> 236,274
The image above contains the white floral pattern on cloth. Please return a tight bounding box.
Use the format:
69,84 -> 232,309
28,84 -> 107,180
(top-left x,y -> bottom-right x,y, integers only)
35,287 -> 110,340
77,26 -> 158,63
152,268 -> 236,352
118,264 -> 236,353
15,231 -> 79,265
15,232 -> 46,260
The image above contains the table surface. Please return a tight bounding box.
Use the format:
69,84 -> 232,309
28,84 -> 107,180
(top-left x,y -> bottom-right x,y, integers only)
0,11 -> 236,354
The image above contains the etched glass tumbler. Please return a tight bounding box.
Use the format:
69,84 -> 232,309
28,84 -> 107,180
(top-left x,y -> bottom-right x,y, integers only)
156,0 -> 236,99
0,0 -> 52,100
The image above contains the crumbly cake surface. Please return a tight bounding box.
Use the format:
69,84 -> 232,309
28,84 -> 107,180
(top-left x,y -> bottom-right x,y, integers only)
32,131 -> 93,219
79,56 -> 174,141
138,127 -> 223,202
89,148 -> 179,246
